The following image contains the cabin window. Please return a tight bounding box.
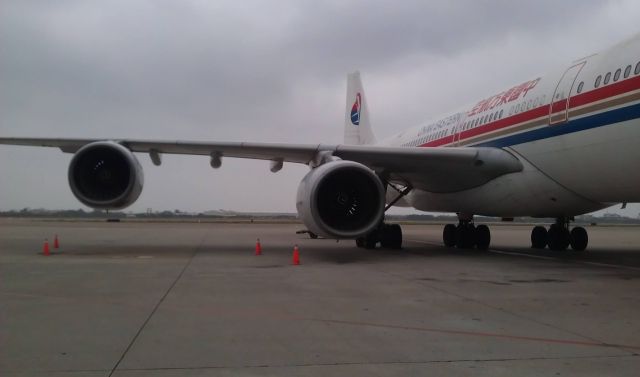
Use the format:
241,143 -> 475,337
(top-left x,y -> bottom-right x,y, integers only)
624,65 -> 632,78
576,81 -> 584,93
488,113 -> 493,122
614,68 -> 621,82
635,61 -> 640,75
604,72 -> 611,85
498,109 -> 503,119
594,75 -> 602,88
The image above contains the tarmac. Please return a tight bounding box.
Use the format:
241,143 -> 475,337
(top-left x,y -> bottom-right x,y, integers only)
1,218 -> 640,376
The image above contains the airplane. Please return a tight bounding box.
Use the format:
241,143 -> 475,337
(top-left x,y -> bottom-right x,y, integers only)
2,33 -> 640,252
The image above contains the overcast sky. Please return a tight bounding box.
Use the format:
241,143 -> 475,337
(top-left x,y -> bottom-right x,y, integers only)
1,0 -> 639,217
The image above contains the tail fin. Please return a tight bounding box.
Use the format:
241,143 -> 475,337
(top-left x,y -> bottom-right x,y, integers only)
344,71 -> 377,145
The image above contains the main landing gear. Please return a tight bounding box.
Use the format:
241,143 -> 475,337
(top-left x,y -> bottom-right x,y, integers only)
356,181 -> 410,250
442,215 -> 491,250
356,223 -> 403,250
530,217 -> 588,251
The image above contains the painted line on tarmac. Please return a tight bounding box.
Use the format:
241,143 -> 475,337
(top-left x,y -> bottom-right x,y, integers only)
307,318 -> 640,351
407,239 -> 640,272
489,248 -> 640,272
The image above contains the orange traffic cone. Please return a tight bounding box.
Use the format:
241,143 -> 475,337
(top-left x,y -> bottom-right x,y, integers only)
255,238 -> 262,255
54,234 -> 59,249
292,245 -> 300,265
43,239 -> 50,256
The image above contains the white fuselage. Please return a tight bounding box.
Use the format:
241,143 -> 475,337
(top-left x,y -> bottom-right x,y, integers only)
382,35 -> 640,217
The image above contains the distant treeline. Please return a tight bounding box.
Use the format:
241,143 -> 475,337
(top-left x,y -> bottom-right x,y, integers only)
388,214 -> 640,224
2,208 -> 639,224
0,208 -> 297,219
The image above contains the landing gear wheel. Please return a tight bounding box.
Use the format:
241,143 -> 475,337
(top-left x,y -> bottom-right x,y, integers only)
456,224 -> 476,249
531,226 -> 548,249
570,227 -> 588,251
475,224 -> 491,250
380,224 -> 402,249
356,237 -> 364,248
309,232 -> 318,239
443,224 -> 456,247
388,224 -> 402,249
548,224 -> 570,251
364,231 -> 378,249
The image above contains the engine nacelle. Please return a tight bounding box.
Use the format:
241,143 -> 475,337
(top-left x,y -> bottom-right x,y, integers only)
296,160 -> 385,239
68,141 -> 144,209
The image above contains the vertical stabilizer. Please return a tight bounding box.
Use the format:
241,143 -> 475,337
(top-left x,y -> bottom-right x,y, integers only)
344,71 -> 377,145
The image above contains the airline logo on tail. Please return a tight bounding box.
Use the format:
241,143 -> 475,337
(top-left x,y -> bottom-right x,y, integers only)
350,93 -> 361,125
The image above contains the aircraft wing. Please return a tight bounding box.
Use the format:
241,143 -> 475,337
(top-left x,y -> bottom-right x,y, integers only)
0,137 -> 522,192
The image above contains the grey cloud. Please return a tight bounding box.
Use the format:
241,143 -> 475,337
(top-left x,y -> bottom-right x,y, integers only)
1,0 -> 639,215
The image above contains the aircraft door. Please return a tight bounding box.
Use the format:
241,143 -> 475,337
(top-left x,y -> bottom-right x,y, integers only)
549,62 -> 585,125
451,113 -> 464,146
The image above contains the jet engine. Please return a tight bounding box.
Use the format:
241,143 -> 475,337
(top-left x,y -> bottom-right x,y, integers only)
296,160 -> 385,239
68,141 -> 144,209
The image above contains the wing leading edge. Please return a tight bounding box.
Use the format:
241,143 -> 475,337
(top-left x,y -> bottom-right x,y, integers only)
0,137 -> 523,193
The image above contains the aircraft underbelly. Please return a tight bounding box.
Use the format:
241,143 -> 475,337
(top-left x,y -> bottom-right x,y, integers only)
405,155 -> 605,217
511,118 -> 640,203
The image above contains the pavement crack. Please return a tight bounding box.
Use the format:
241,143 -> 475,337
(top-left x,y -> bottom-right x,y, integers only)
305,318 -> 640,351
109,354 -> 636,372
374,259 -> 638,355
107,233 -> 207,377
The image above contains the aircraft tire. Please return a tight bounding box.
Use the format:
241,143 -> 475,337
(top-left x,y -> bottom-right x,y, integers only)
570,227 -> 588,251
456,224 -> 476,249
531,226 -> 548,249
548,224 -> 570,251
476,224 -> 491,250
364,231 -> 378,249
380,224 -> 402,249
443,224 -> 457,247
389,224 -> 402,249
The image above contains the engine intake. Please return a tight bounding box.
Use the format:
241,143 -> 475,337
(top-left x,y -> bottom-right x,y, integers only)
296,160 -> 385,239
68,141 -> 144,209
